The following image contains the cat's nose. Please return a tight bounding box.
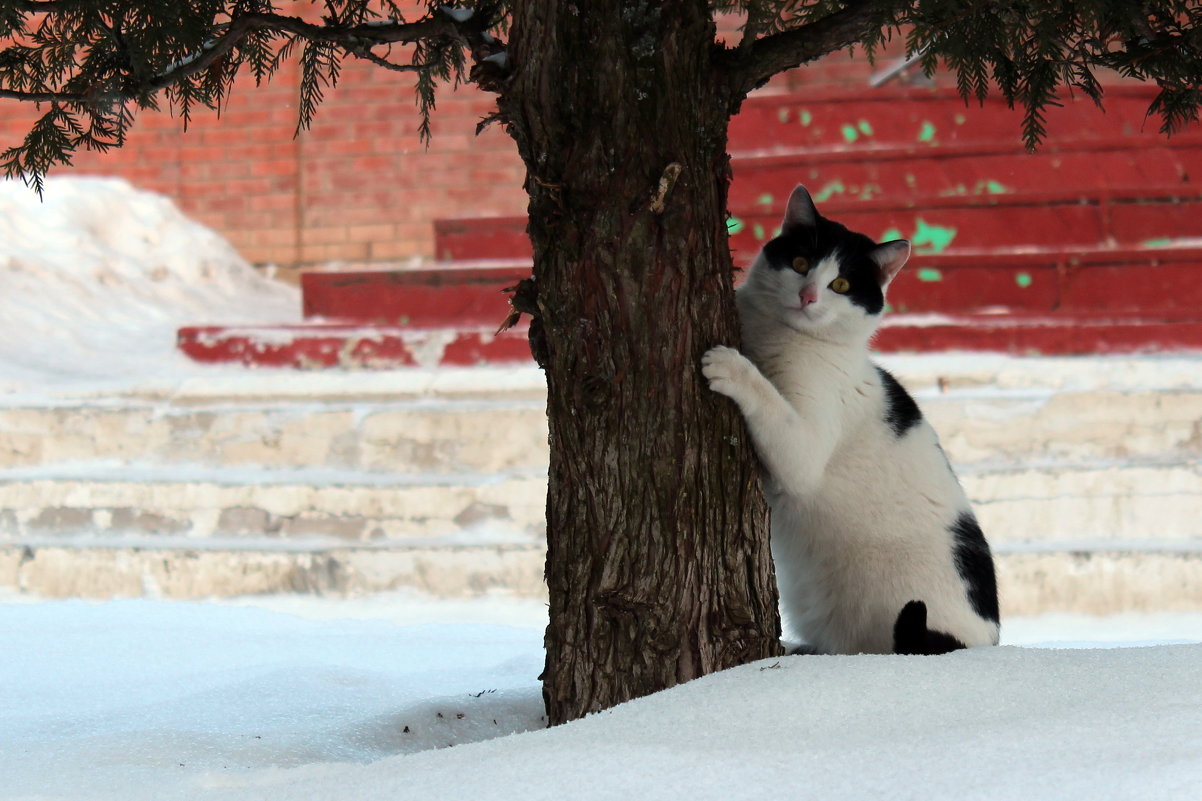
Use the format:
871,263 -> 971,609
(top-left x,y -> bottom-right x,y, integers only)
800,287 -> 818,308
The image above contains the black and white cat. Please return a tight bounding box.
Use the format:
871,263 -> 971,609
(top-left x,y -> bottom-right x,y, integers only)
702,184 -> 999,655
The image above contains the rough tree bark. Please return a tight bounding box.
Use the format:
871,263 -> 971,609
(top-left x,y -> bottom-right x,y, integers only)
499,0 -> 782,725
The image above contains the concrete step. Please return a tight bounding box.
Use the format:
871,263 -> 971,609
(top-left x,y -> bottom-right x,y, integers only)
962,460 -> 1202,544
4,357 -> 1198,610
2,542 -> 1199,617
1,460 -> 1198,549
0,542 -> 548,600
4,361 -> 1200,471
0,398 -> 550,474
6,361 -> 1201,462
0,466 -> 547,544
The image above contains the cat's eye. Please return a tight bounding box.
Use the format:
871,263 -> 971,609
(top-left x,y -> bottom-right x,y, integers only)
791,256 -> 810,275
830,277 -> 851,294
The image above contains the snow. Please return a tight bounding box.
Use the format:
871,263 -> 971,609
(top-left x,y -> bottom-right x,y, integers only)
2,593 -> 1202,801
0,177 -> 299,392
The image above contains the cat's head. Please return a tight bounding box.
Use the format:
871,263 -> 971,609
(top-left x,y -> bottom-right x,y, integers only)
739,184 -> 910,342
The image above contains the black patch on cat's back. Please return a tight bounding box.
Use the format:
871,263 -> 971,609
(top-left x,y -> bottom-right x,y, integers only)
951,512 -> 1000,623
875,366 -> 922,438
893,600 -> 967,655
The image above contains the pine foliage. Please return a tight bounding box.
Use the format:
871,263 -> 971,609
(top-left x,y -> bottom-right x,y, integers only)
2,0 -> 1200,188
0,0 -> 494,190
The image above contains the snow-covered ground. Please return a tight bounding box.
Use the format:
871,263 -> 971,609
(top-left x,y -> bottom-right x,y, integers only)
3,593 -> 1202,801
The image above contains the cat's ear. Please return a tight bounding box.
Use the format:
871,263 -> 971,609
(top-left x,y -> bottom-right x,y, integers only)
782,184 -> 818,233
870,240 -> 911,288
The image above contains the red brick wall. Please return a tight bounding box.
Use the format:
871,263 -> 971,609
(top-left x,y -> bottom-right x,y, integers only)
0,11 -> 914,272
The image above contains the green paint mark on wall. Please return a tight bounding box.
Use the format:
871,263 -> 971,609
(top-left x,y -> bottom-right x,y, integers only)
841,124 -> 859,143
858,183 -> 882,200
883,302 -> 894,314
757,193 -> 775,207
778,108 -> 790,123
911,218 -> 958,254
1015,272 -> 1033,288
813,180 -> 846,202
880,227 -> 904,242
954,114 -> 967,125
726,217 -> 744,235
1142,237 -> 1173,247
917,267 -> 943,282
918,121 -> 937,143
857,120 -> 874,136
799,110 -> 813,126
754,223 -> 766,241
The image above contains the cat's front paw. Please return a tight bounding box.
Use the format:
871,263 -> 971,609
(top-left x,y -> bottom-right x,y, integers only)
702,345 -> 758,404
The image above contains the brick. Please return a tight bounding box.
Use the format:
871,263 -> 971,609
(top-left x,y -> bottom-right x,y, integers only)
301,226 -> 349,245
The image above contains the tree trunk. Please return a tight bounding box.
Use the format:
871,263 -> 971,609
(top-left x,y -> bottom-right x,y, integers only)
500,1 -> 782,725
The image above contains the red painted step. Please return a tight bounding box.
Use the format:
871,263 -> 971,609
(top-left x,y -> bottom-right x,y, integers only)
293,247 -> 1202,327
177,324 -> 533,369
877,314 -> 1202,355
726,189 -> 1202,260
176,311 -> 1202,369
729,85 -> 1202,153
891,247 -> 1202,316
302,259 -> 529,325
433,218 -> 532,264
725,143 -> 1201,211
432,188 -> 1202,263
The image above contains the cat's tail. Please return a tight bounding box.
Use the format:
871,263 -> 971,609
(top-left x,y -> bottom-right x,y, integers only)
893,600 -> 968,655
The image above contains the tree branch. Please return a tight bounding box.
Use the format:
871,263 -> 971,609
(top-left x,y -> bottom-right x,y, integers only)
0,10 -> 467,106
13,1 -> 70,11
719,0 -> 887,98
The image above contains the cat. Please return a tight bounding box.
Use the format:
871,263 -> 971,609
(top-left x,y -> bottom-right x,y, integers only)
702,184 -> 999,656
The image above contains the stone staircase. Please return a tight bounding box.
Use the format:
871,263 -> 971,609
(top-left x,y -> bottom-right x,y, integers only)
2,355 -> 1200,616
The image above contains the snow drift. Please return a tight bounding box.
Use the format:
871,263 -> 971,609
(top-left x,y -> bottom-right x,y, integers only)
0,177 -> 298,389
